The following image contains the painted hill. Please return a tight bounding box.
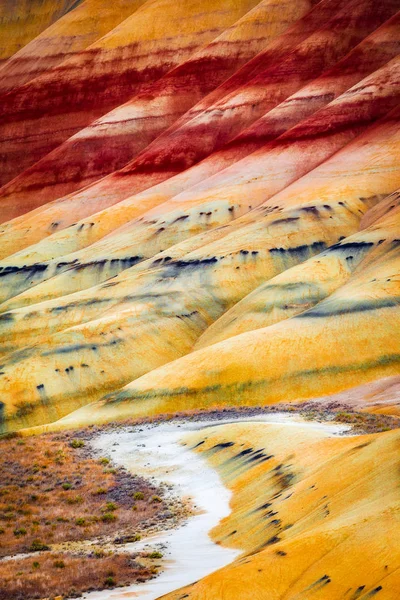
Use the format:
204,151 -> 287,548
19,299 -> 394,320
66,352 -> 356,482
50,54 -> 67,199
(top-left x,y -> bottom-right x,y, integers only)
163,421 -> 400,600
1,3 -> 400,598
0,0 -> 399,436
0,0 -> 311,216
0,0 -> 263,187
0,0 -> 83,68
0,0 -> 149,95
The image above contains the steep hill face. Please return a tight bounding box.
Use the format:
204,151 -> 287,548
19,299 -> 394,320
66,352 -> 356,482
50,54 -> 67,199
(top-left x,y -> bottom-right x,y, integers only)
0,0 -> 312,215
0,0 -> 399,436
0,0 -> 83,67
0,0 -> 149,95
0,0 -> 261,187
2,0 -> 399,227
2,54 -> 400,307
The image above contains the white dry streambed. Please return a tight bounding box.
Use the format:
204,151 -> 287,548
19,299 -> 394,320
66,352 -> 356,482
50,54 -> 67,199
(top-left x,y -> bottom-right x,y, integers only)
83,414 -> 347,600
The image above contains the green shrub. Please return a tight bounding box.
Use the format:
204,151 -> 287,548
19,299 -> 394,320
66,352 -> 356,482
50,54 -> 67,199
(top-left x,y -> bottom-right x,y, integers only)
32,561 -> 40,569
104,502 -> 118,512
62,483 -> 72,490
101,513 -> 117,523
148,551 -> 163,559
53,560 -> 66,569
75,518 -> 86,526
104,576 -> 116,587
99,457 -> 110,465
123,533 -> 140,543
133,492 -> 144,501
70,439 -> 85,449
29,539 -> 50,552
13,528 -> 27,537
3,511 -> 15,521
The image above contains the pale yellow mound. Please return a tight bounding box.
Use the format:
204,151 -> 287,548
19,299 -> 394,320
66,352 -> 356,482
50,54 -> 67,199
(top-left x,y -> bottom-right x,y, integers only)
164,421 -> 400,599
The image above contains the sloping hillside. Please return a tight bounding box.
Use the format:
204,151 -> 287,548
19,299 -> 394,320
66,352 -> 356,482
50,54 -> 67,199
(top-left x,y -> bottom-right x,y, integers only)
1,4 -> 400,599
163,422 -> 400,600
0,0 -> 399,436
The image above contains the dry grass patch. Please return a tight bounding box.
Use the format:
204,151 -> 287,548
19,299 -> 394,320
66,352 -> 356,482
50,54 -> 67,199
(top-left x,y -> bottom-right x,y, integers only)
0,432 -> 166,558
0,550 -> 156,599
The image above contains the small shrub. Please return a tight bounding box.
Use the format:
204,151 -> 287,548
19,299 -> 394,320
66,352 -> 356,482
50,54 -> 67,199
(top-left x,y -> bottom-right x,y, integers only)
101,513 -> 117,523
70,439 -> 85,449
120,533 -> 140,543
32,561 -> 40,569
53,560 -> 66,569
13,528 -> 27,537
93,487 -> 107,495
66,495 -> 83,505
104,575 -> 116,587
133,492 -> 144,501
2,511 -> 16,521
29,539 -> 50,552
104,502 -> 118,512
151,495 -> 162,503
75,518 -> 86,526
148,551 -> 163,559
99,457 -> 110,465
62,482 -> 72,490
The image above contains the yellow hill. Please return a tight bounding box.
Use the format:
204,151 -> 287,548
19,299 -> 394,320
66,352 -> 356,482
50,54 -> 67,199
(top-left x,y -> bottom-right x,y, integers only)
163,421 -> 400,599
0,0 -> 80,65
